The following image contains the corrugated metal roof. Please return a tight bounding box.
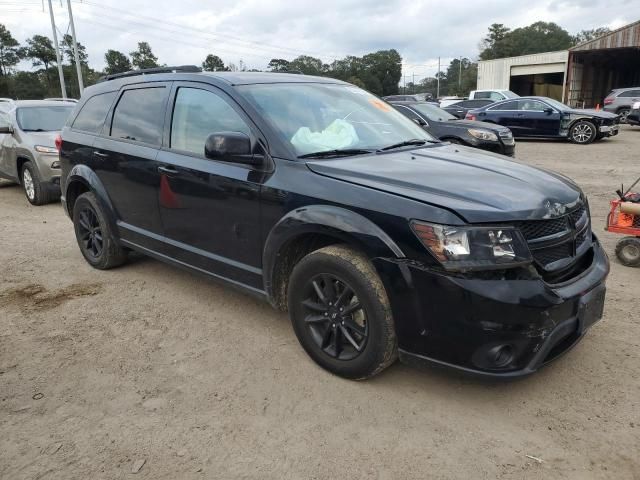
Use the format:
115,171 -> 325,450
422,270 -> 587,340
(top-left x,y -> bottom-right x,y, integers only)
570,19 -> 640,51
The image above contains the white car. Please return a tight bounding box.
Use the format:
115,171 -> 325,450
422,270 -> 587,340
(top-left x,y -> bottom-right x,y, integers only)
468,89 -> 519,101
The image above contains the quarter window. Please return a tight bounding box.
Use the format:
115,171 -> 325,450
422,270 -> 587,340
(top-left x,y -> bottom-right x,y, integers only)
72,91 -> 116,133
170,87 -> 250,156
111,87 -> 167,145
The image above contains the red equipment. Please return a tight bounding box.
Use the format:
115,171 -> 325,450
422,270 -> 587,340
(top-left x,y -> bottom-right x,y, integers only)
605,177 -> 640,267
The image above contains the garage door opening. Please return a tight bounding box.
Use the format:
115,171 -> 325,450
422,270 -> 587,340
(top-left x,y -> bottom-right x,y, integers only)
509,72 -> 565,100
567,47 -> 640,108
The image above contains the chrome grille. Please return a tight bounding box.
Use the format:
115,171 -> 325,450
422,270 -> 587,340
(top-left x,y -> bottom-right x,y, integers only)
518,217 -> 568,240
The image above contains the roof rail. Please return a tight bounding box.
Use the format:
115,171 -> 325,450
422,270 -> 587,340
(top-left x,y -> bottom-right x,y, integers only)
98,65 -> 202,82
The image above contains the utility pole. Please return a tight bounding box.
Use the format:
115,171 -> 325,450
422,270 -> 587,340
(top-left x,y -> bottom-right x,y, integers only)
47,0 -> 67,98
66,0 -> 84,94
436,57 -> 440,99
412,73 -> 415,94
458,56 -> 462,90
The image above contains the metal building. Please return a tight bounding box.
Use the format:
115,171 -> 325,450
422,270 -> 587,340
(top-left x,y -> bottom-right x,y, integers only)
476,19 -> 640,108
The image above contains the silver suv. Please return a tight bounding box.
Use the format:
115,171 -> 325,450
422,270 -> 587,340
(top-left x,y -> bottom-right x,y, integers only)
0,100 -> 75,205
604,87 -> 640,122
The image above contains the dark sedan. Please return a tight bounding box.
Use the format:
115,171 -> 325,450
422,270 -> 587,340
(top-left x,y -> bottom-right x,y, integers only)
390,101 -> 515,156
443,99 -> 494,119
466,96 -> 620,144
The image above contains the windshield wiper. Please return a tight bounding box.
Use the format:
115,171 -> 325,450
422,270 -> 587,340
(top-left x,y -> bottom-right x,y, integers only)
298,148 -> 374,159
22,128 -> 47,132
378,139 -> 428,151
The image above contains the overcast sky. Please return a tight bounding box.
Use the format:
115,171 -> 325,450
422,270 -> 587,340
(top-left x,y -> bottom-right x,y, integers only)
2,0 -> 637,82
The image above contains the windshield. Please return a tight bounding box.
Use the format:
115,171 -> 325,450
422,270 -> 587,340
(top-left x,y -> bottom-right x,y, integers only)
238,83 -> 436,156
410,103 -> 457,122
502,90 -> 519,99
541,97 -> 570,111
16,106 -> 73,131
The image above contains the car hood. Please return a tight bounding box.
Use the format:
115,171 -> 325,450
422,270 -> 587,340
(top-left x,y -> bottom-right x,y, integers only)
22,130 -> 59,147
563,108 -> 619,119
306,144 -> 582,223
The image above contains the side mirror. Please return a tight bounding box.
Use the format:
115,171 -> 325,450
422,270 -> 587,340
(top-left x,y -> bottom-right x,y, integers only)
0,123 -> 13,134
204,131 -> 262,166
543,107 -> 554,114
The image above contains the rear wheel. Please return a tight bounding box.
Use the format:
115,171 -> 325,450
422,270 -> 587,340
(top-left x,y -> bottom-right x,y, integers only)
73,192 -> 127,269
617,108 -> 630,123
569,120 -> 596,144
615,237 -> 640,267
21,161 -> 54,205
287,245 -> 397,379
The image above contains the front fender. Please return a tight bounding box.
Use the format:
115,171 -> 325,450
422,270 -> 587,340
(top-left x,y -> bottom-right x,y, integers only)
262,205 -> 405,302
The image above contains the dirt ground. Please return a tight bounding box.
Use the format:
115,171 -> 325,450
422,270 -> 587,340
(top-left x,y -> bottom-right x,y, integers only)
1,127 -> 639,480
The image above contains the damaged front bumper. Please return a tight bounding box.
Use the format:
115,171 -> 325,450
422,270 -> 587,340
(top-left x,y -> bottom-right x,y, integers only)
373,236 -> 609,378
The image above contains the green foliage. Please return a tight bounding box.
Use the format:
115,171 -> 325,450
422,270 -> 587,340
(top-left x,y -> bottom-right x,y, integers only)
267,58 -> 290,71
0,24 -> 21,75
445,58 -> 477,96
24,35 -> 56,70
104,49 -> 132,75
202,54 -> 227,72
479,22 -> 574,60
573,27 -> 611,45
130,42 -> 159,69
268,49 -> 402,96
61,34 -> 88,65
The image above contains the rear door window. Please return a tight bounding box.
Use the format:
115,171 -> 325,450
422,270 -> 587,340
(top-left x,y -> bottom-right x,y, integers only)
170,87 -> 251,156
488,100 -> 519,111
72,91 -> 116,133
110,87 -> 167,145
619,90 -> 640,97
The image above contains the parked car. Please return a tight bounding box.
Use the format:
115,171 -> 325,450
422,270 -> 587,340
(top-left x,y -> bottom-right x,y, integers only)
466,96 -> 620,144
60,68 -> 608,380
627,101 -> 640,126
0,100 -> 75,204
438,96 -> 464,108
390,101 -> 515,156
45,97 -> 79,103
0,98 -> 15,113
383,94 -> 437,104
469,89 -> 519,101
443,99 -> 495,119
603,87 -> 640,123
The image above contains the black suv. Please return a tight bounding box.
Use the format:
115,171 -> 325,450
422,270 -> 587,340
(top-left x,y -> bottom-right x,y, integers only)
59,67 -> 609,379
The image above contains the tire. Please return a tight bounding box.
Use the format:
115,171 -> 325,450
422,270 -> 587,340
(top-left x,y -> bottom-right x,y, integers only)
287,245 -> 397,379
615,236 -> 640,267
72,191 -> 127,269
21,161 -> 54,205
569,120 -> 597,144
446,138 -> 464,145
617,108 -> 630,124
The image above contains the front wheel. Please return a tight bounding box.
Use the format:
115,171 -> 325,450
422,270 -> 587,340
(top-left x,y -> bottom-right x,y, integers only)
21,161 -> 54,205
287,245 -> 397,379
615,237 -> 640,267
569,120 -> 597,144
617,108 -> 630,123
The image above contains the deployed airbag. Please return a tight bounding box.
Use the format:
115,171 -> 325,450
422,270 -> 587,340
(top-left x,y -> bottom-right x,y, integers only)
291,119 -> 359,154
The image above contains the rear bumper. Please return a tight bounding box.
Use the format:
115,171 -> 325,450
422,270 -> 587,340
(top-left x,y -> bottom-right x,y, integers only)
373,235 -> 609,378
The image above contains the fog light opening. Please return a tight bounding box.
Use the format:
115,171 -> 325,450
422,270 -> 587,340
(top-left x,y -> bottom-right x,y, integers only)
489,344 -> 514,368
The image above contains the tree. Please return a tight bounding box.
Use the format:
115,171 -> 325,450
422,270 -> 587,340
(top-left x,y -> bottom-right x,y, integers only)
479,22 -> 573,60
573,27 -> 611,45
61,34 -> 88,65
130,42 -> 158,69
202,54 -> 226,72
0,24 -> 21,76
287,55 -> 327,76
268,58 -> 290,71
24,35 -> 56,70
104,49 -> 132,75
445,58 -> 477,96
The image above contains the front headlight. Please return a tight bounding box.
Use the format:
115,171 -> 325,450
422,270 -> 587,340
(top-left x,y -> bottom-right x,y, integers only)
34,145 -> 58,154
633,101 -> 640,110
467,128 -> 498,141
411,221 -> 532,271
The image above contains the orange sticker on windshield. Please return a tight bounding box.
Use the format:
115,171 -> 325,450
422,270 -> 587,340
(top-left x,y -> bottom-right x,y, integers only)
369,98 -> 392,111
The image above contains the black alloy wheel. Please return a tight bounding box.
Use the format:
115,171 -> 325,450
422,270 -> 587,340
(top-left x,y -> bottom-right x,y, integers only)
301,273 -> 368,361
77,206 -> 104,260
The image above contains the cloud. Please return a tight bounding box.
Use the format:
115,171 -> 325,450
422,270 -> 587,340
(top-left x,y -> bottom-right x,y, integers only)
3,0 -> 637,82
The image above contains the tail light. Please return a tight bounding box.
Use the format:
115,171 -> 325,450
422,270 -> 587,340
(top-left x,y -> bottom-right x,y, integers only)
604,97 -> 614,105
465,113 -> 476,121
54,134 -> 62,152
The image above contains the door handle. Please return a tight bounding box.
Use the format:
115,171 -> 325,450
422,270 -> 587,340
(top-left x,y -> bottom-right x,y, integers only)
157,165 -> 179,176
93,151 -> 108,158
